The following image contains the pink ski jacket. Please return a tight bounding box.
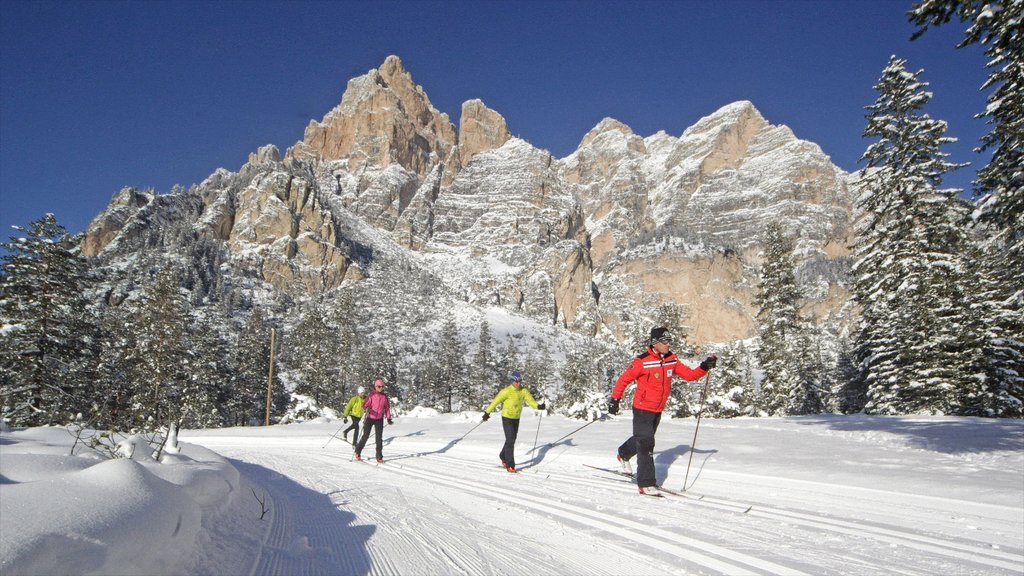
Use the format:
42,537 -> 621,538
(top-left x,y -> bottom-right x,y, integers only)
362,391 -> 392,420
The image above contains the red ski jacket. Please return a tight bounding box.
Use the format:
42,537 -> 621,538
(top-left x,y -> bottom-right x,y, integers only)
612,348 -> 707,413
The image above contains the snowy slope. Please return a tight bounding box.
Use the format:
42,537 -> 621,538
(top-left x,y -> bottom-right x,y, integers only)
3,414 -> 1021,575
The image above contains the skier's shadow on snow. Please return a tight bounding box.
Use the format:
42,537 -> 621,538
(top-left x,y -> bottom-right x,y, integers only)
382,429 -> 425,447
229,458 -> 375,576
521,438 -> 574,469
657,444 -> 717,488
385,429 -> 474,461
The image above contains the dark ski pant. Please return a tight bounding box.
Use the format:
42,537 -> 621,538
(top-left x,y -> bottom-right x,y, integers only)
355,417 -> 385,460
499,416 -> 521,469
617,408 -> 662,488
343,418 -> 361,443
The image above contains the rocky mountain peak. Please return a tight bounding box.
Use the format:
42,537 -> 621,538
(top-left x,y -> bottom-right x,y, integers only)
290,55 -> 456,178
458,99 -> 510,165
578,118 -> 636,149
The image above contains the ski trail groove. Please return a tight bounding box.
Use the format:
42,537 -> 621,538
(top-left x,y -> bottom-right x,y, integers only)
397,450 -> 1024,574
348,452 -> 807,576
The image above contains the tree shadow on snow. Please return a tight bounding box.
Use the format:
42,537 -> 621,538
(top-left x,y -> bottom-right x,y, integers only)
229,459 -> 376,576
792,415 -> 1024,454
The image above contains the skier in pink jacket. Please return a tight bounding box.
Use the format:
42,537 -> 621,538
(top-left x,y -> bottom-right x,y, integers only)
354,379 -> 393,463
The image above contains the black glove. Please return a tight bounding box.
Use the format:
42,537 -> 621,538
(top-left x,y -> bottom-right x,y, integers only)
538,402 -> 546,411
343,416 -> 349,424
700,355 -> 718,371
482,412 -> 490,422
608,398 -> 620,415
387,419 -> 393,425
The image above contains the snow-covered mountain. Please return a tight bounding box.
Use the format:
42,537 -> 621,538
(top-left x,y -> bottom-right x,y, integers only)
80,55 -> 856,346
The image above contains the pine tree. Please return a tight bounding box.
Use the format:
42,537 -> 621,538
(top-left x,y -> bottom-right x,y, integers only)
229,307 -> 281,425
559,346 -> 599,419
494,338 -> 521,395
469,319 -> 498,408
911,0 -> 1024,416
93,306 -> 137,428
857,56 -> 987,414
521,344 -> 555,403
833,334 -> 866,414
184,308 -> 231,428
755,222 -> 804,415
289,299 -> 342,408
330,290 -> 365,400
0,214 -> 99,426
127,266 -> 193,428
705,343 -> 754,418
790,325 -> 826,415
425,318 -> 466,412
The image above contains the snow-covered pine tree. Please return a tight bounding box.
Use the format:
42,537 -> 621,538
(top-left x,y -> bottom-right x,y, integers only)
911,0 -> 1024,416
179,308 -> 227,428
93,306 -> 137,428
329,290 -> 368,400
704,342 -> 753,418
857,56 -> 986,415
127,266 -> 193,429
754,222 -> 804,416
790,324 -> 827,415
424,318 -> 466,412
521,343 -> 555,403
469,319 -> 498,409
229,307 -> 282,425
289,299 -> 342,409
494,338 -> 521,396
0,214 -> 99,426
559,345 -> 598,419
832,333 -> 866,414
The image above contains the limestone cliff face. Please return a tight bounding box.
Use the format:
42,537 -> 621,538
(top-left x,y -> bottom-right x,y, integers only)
227,168 -> 352,293
80,56 -> 855,345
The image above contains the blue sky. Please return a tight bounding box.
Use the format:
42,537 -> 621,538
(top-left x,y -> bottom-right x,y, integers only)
1,0 -> 992,236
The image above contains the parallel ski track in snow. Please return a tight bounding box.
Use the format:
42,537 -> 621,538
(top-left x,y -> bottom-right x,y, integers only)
192,435 -> 1023,576
384,449 -> 1024,575
311,448 -> 798,576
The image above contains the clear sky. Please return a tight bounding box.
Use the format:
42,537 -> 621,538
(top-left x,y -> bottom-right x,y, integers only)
0,0 -> 992,236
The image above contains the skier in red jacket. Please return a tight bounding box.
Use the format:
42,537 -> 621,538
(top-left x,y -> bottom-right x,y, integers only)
609,326 -> 716,496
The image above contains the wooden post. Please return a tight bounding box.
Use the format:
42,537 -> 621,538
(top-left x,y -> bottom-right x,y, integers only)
265,328 -> 276,426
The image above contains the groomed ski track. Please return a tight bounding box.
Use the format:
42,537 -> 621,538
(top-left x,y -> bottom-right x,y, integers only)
188,425 -> 1024,576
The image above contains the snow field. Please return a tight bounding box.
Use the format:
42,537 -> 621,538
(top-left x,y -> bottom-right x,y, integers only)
2,413 -> 1022,575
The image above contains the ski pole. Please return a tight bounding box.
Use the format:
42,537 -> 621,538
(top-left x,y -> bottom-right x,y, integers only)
323,419 -> 348,449
531,409 -> 543,455
457,419 -> 486,441
528,415 -> 601,453
683,371 -> 712,490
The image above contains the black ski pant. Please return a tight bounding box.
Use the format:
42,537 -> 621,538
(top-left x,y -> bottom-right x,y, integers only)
499,416 -> 521,469
343,418 -> 361,443
617,408 -> 662,488
355,417 -> 385,460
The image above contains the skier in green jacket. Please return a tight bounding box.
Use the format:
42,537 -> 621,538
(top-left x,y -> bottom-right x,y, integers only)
482,371 -> 546,473
341,386 -> 366,444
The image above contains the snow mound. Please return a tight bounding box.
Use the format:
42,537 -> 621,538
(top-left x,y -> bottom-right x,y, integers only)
0,427 -> 240,575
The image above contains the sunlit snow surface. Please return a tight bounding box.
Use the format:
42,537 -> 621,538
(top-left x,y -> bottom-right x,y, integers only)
2,413 -> 1022,575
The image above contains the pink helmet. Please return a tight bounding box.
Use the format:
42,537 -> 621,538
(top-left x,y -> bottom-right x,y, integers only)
373,379 -> 385,389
